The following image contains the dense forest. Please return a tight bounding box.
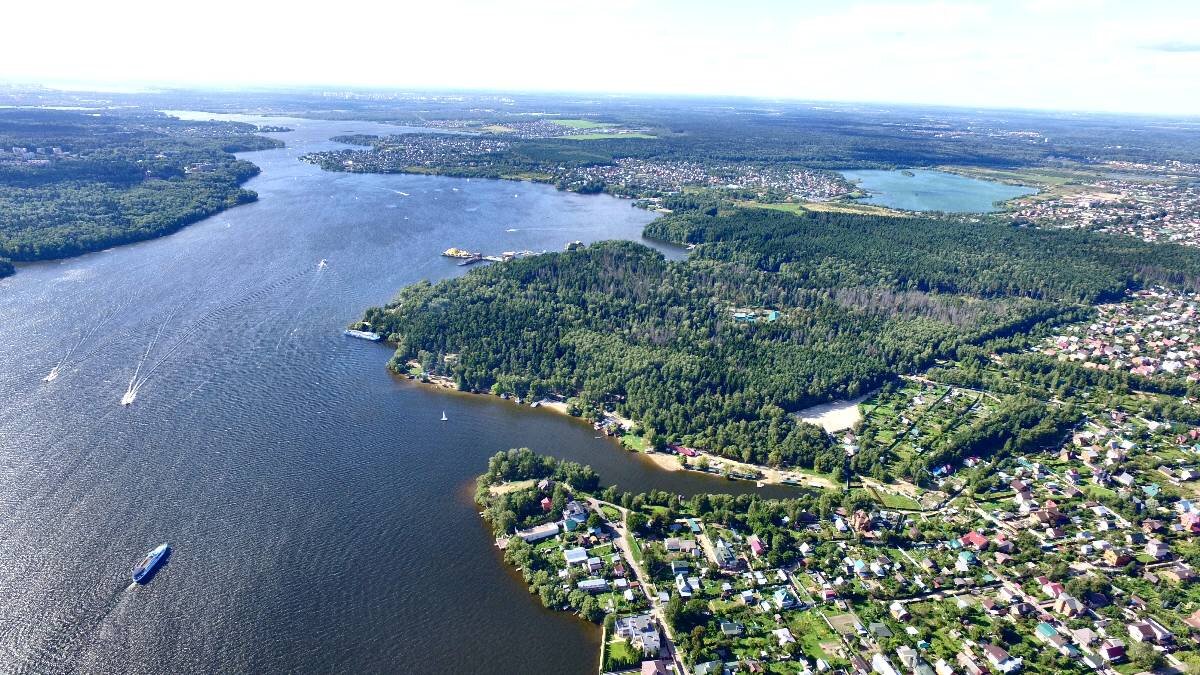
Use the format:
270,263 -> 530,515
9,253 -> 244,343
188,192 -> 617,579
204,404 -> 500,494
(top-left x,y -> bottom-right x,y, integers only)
362,202 -> 1200,474
0,108 -> 279,275
647,204 -> 1200,303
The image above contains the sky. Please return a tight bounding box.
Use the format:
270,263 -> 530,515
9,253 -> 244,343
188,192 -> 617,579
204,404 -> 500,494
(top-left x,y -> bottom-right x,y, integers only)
4,0 -> 1200,115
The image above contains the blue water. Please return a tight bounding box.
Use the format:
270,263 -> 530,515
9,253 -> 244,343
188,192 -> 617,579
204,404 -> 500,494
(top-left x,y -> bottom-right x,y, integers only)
0,111 -> 782,674
840,169 -> 1036,213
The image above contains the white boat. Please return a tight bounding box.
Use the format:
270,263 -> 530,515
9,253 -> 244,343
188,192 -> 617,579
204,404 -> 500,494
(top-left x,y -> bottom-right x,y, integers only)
318,259 -> 328,269
441,411 -> 448,421
343,329 -> 381,341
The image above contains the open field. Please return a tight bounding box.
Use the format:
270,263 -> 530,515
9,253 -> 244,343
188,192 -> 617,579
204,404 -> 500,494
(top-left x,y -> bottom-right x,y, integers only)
487,478 -> 535,496
550,118 -> 611,129
498,170 -> 556,182
738,199 -> 906,217
937,164 -> 1106,187
564,132 -> 656,140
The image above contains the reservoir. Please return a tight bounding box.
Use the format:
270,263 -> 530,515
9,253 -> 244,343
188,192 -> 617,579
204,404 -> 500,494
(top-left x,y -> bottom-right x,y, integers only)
0,113 -> 794,673
840,168 -> 1036,213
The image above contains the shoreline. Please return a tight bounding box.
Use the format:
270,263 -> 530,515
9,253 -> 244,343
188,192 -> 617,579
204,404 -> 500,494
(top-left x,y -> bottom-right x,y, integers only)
394,366 -> 832,489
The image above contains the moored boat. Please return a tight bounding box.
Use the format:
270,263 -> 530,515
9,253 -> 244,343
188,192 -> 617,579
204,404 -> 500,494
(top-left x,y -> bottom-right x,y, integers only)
343,329 -> 381,341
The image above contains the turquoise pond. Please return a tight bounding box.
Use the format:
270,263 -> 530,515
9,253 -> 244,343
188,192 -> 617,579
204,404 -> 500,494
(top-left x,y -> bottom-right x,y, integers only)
840,168 -> 1037,213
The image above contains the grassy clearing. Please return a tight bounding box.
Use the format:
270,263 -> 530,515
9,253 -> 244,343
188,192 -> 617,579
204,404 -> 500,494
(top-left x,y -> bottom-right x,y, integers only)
620,433 -> 651,452
875,490 -> 923,510
564,133 -> 656,140
498,171 -> 556,182
938,164 -> 1105,187
488,479 -> 535,496
736,199 -> 905,217
551,118 -> 610,129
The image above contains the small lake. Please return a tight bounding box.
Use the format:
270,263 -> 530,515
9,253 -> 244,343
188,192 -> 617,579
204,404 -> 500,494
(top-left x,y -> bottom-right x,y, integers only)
840,168 -> 1036,213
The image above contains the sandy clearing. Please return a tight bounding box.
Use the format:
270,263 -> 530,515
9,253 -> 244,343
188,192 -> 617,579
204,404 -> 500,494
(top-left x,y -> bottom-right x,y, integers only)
795,392 -> 873,433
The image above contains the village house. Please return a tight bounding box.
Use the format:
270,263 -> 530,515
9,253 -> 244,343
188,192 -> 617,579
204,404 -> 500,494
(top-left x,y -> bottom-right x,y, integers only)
664,537 -> 699,556
1098,638 -> 1126,662
578,578 -> 608,593
564,547 -> 589,566
1161,566 -> 1196,583
1145,540 -> 1171,560
614,614 -> 661,656
982,644 -> 1022,673
1055,595 -> 1085,617
889,601 -> 911,621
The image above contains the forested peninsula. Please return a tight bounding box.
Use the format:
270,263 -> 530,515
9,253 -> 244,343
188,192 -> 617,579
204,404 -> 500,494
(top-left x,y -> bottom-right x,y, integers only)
0,108 -> 280,277
363,199 -> 1200,479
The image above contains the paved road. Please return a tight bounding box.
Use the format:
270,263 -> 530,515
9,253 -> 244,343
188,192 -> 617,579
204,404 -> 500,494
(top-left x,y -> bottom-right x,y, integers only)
586,498 -> 687,675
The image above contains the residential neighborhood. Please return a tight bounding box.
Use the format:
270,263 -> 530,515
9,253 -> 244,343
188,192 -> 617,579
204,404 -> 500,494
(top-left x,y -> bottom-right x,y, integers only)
476,290 -> 1200,675
1009,167 -> 1200,248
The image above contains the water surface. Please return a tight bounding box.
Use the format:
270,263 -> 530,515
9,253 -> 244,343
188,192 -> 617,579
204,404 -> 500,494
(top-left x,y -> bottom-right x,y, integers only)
840,168 -> 1036,212
0,112 -> 785,674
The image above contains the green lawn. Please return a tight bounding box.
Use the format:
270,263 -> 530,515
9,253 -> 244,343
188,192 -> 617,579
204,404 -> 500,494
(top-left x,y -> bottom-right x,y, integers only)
794,618 -> 837,663
629,535 -> 645,564
621,433 -> 651,452
604,638 -> 639,670
875,490 -> 923,510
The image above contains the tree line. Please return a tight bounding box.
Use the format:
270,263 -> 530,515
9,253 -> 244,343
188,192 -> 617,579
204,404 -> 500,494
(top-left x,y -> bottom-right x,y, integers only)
0,108 -> 280,272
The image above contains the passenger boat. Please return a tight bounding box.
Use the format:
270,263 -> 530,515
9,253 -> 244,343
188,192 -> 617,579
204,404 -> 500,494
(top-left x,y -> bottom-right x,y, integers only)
132,543 -> 170,584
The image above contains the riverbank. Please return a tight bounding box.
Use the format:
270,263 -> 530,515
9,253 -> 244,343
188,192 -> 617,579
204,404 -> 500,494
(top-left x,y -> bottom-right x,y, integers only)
395,364 -> 834,490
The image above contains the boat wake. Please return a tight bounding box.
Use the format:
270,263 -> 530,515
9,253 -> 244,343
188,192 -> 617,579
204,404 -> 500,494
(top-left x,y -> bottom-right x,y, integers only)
274,261 -> 330,351
11,583 -> 135,672
45,298 -> 131,384
121,267 -> 312,405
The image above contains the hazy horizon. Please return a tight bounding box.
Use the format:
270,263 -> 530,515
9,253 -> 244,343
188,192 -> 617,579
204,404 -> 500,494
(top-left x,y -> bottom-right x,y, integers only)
5,0 -> 1199,117
6,81 -> 1200,123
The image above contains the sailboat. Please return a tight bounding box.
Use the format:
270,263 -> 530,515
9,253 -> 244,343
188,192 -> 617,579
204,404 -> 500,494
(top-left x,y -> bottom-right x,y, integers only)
441,411 -> 448,422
